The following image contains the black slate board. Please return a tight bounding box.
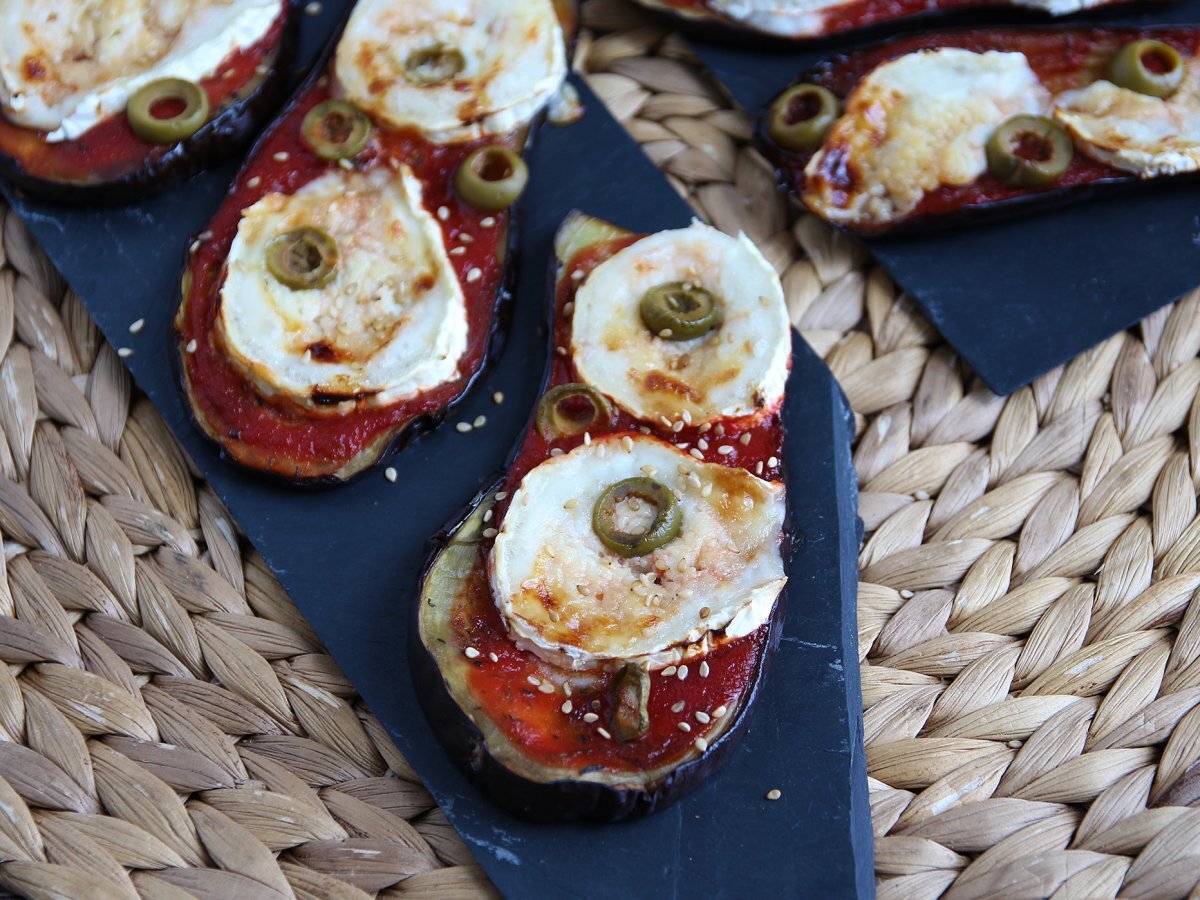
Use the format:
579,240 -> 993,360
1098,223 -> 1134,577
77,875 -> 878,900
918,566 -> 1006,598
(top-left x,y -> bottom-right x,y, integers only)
690,0 -> 1200,395
1,12 -> 872,895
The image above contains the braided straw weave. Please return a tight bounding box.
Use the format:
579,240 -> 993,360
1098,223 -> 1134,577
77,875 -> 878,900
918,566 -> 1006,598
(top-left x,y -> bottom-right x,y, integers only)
0,1 -> 1197,896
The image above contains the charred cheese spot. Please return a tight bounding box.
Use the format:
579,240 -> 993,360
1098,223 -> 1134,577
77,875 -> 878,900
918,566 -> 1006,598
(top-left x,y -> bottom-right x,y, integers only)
0,0 -> 283,140
216,166 -> 467,409
802,48 -> 1049,229
490,435 -> 787,671
1054,55 -> 1200,177
571,223 -> 789,425
334,0 -> 566,142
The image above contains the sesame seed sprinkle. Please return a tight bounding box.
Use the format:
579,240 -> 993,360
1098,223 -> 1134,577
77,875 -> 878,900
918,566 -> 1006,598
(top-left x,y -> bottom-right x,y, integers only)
671,701 -> 685,713
597,727 -> 612,740
661,666 -> 677,677
677,721 -> 691,733
689,448 -> 704,460
489,652 -> 499,662
338,158 -> 353,170
495,492 -> 508,500
695,711 -> 711,724
450,246 -> 467,256
699,660 -> 710,678
464,647 -> 481,659
247,176 -> 262,188
482,527 -> 498,539
638,426 -> 652,434
456,422 -> 473,433
681,410 -> 692,424
384,467 -> 397,483
473,415 -> 487,428
538,682 -> 555,694
481,216 -> 496,228
305,1 -> 322,14
694,737 -> 708,752
768,456 -> 779,468
622,436 -> 634,453
564,683 -> 572,697
273,151 -> 289,162
493,391 -> 505,404
556,346 -> 568,356
583,712 -> 599,723
740,432 -> 753,445
658,328 -> 673,338
701,482 -> 713,497
571,269 -> 585,281
458,232 -> 474,243
755,461 -> 764,475
713,705 -> 728,719
672,420 -> 685,433
717,445 -> 734,455
466,268 -> 483,283
677,665 -> 689,681
129,318 -> 145,334
185,339 -> 198,354
766,789 -> 782,801
189,240 -> 201,254
563,499 -> 578,510
528,676 -> 541,686
550,448 -> 564,456
561,700 -> 573,714
117,347 -> 133,358
900,589 -> 914,599
483,509 -> 493,523
697,438 -> 709,451
699,606 -> 710,619
583,432 -> 591,445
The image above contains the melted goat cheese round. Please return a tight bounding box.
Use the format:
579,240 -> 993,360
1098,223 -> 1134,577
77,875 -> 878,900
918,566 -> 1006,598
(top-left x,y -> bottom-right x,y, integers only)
803,48 -> 1049,229
490,434 -> 787,671
570,223 -> 790,426
1054,57 -> 1200,178
0,0 -> 282,142
216,166 -> 467,408
334,0 -> 566,143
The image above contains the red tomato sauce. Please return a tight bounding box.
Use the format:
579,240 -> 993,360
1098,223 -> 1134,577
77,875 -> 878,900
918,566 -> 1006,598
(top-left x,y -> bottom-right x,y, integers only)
451,234 -> 785,773
177,73 -> 514,479
0,4 -> 289,185
767,27 -> 1200,231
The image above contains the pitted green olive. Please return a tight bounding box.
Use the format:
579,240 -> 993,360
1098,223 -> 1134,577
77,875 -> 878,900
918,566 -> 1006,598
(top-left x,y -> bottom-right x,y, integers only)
456,147 -> 528,212
404,43 -> 466,85
302,100 -> 372,160
986,115 -> 1074,188
1108,39 -> 1185,98
592,477 -> 682,557
127,78 -> 210,144
537,383 -> 614,440
639,282 -> 722,341
767,83 -> 840,152
265,227 -> 338,290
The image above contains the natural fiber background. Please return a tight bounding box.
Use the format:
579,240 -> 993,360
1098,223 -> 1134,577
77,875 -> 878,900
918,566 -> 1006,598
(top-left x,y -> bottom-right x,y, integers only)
0,1 -> 1196,897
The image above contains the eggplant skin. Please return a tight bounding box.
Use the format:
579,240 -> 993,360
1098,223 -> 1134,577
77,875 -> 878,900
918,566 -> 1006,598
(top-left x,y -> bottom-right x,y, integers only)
408,513 -> 786,823
0,0 -> 301,206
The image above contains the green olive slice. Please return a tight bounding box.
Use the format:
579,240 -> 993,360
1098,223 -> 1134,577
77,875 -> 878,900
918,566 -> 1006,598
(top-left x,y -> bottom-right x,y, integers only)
592,477 -> 682,558
265,227 -> 338,290
767,83 -> 840,152
127,78 -> 210,144
404,43 -> 466,85
1108,39 -> 1185,98
613,663 -> 650,742
986,115 -> 1074,188
537,383 -> 614,440
301,100 -> 372,160
639,282 -> 722,341
455,147 -> 528,212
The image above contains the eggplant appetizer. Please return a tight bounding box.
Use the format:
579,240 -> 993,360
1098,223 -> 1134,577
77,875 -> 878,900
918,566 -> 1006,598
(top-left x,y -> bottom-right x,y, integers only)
176,0 -> 574,482
0,0 -> 300,202
760,27 -> 1200,235
413,213 -> 793,821
631,0 -> 1139,40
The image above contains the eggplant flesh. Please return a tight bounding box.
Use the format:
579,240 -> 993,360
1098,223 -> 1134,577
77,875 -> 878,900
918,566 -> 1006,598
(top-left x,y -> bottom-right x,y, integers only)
0,1 -> 301,205
409,213 -> 785,822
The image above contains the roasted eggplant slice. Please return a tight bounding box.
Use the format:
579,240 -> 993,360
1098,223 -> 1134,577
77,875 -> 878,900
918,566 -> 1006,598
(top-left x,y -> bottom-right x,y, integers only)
631,0 -> 1141,40
412,213 -> 793,821
0,0 -> 300,204
760,27 -> 1200,236
175,0 -> 576,482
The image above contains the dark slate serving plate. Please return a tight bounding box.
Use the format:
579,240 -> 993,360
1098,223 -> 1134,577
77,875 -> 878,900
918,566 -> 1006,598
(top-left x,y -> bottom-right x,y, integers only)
2,11 -> 871,895
690,0 -> 1200,395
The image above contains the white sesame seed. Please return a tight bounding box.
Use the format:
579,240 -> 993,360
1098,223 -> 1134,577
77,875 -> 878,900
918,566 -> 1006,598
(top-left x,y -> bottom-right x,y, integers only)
672,420 -> 685,433
273,151 -> 289,162
527,675 -> 541,686
538,682 -> 555,694
384,467 -> 397,483
699,660 -> 710,678
695,711 -> 711,724
677,721 -> 692,733
189,240 -> 201,254
701,482 -> 713,498
466,267 -> 483,283
583,432 -> 591,445
555,346 -> 568,356
450,246 -> 467,256
694,737 -> 708,752
464,647 -> 481,659
458,232 -> 474,243
713,705 -> 727,719
495,492 -> 508,500
641,465 -> 657,477
247,175 -> 262,188
681,410 -> 692,425
304,0 -> 321,14
563,499 -> 578,510
185,339 -> 198,354
128,318 -> 145,334
437,205 -> 450,221
768,456 -> 779,468
563,301 -> 575,316
597,727 -> 612,740
697,438 -> 709,451
456,422 -> 473,433
550,448 -> 564,456
561,700 -> 573,714
117,347 -> 133,358
483,509 -> 493,523
622,435 -> 634,453
675,443 -> 690,451
677,665 -> 689,681
481,216 -> 496,228
583,712 -> 599,723
571,269 -> 585,281
717,445 -> 734,456
659,328 -> 673,339
473,415 -> 487,428
900,589 -> 914,599
740,432 -> 753,445
638,426 -> 651,434
689,448 -> 704,460
564,683 -> 572,697
661,665 -> 677,677
671,700 -> 685,713
766,789 -> 782,801
493,391 -> 505,404
338,158 -> 354,170
489,652 -> 499,662
755,461 -> 764,475
482,527 -> 498,539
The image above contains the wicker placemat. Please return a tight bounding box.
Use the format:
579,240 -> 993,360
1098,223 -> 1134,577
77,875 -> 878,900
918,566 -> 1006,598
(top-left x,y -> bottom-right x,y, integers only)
1,2 -> 1198,897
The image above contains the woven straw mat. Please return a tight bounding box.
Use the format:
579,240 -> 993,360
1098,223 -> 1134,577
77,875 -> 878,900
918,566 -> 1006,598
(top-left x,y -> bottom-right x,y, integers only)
0,1 -> 1198,897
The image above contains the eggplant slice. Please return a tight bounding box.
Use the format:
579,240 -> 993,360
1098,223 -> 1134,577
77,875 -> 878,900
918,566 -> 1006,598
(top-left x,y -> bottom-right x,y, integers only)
411,213 -> 788,822
0,0 -> 301,204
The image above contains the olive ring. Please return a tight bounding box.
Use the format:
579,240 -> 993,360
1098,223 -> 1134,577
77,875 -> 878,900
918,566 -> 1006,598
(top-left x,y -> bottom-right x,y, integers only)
639,282 -> 722,341
302,100 -> 372,160
265,227 -> 339,290
1108,39 -> 1185,98
986,115 -> 1074,189
592,477 -> 682,558
537,383 -> 614,440
127,78 -> 210,144
766,83 -> 840,153
456,146 -> 528,212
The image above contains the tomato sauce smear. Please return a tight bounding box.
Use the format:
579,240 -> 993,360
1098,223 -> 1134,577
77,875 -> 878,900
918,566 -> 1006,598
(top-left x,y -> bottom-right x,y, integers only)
0,4 -> 289,185
450,233 -> 785,774
177,67 -> 517,480
764,27 -> 1200,233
